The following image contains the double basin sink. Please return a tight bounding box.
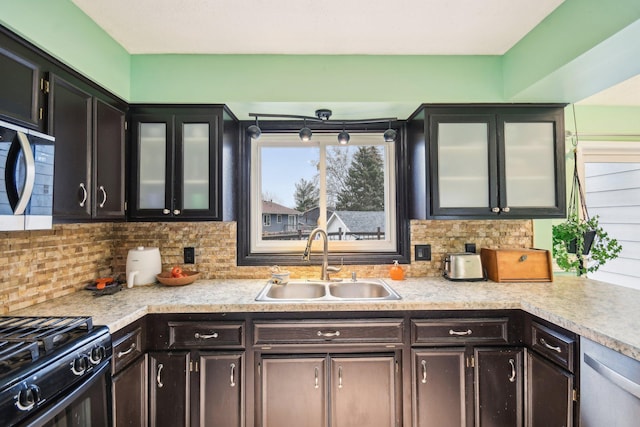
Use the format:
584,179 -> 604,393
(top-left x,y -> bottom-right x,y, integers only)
255,278 -> 401,302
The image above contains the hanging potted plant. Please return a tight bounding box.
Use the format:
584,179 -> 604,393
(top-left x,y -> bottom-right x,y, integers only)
552,140 -> 622,276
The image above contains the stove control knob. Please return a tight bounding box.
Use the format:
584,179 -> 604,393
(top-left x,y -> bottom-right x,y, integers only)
89,346 -> 106,365
71,355 -> 89,376
16,384 -> 41,411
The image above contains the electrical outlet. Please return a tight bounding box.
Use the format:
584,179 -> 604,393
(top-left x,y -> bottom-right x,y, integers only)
415,244 -> 431,261
465,243 -> 476,253
184,247 -> 195,264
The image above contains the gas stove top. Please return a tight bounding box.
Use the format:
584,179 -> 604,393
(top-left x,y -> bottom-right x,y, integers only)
0,316 -> 111,426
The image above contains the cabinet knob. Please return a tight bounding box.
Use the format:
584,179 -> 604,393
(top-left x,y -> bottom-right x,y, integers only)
173,209 -> 181,215
502,207 -> 511,213
163,209 -> 170,215
491,207 -> 500,213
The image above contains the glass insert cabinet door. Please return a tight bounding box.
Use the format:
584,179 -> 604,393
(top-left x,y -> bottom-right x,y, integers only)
503,122 -> 556,208
138,122 -> 167,210
181,122 -> 210,210
430,114 -> 498,216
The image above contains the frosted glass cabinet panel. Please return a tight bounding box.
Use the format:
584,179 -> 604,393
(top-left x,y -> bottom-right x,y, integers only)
138,123 -> 167,210
413,105 -> 565,219
504,122 -> 556,207
182,123 -> 210,210
129,106 -> 224,220
437,123 -> 489,208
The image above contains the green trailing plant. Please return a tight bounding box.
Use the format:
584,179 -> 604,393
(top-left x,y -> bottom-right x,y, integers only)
552,134 -> 622,275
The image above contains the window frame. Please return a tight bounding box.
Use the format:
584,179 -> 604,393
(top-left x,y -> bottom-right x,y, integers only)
237,120 -> 410,266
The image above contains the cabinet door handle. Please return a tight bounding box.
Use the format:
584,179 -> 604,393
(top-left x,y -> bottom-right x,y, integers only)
501,207 -> 511,213
116,342 -> 136,358
491,207 -> 500,213
156,363 -> 164,388
317,330 -> 341,338
194,332 -> 219,340
540,338 -> 562,353
421,360 -> 427,384
449,329 -> 472,336
98,185 -> 107,208
508,359 -> 516,383
79,183 -> 88,207
230,363 -> 236,387
338,366 -> 343,389
314,366 -> 319,389
173,209 -> 181,215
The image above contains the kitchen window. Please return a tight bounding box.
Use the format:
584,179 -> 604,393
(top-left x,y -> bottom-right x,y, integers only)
237,125 -> 410,266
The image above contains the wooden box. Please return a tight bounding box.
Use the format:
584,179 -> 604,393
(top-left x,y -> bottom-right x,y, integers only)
480,248 -> 553,282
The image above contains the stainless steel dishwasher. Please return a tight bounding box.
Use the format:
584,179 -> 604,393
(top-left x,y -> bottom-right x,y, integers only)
580,337 -> 640,426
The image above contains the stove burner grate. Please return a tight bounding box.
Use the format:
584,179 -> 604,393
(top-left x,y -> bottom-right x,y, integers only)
0,316 -> 93,354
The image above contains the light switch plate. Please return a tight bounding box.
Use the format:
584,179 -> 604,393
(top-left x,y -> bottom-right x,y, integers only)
415,244 -> 431,261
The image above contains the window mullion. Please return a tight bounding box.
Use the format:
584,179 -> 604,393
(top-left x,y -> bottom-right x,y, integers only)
318,142 -> 327,228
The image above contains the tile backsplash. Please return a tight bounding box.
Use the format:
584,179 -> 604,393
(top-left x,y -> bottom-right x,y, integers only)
1,219 -> 532,313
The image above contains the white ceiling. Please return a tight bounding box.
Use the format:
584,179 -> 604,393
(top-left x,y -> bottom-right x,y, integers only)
72,0 -> 564,55
71,0 -> 639,109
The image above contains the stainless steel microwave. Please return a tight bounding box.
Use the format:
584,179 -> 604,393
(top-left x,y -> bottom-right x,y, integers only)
0,119 -> 55,231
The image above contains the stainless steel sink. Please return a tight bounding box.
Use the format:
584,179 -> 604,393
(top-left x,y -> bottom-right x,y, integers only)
255,279 -> 401,302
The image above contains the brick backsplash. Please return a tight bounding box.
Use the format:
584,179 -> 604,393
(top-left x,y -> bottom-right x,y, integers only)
0,219 -> 532,313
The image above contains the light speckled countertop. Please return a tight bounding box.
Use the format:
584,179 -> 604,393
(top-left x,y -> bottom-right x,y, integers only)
9,275 -> 640,362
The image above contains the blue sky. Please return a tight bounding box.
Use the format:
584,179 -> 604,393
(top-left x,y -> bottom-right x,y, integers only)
261,146 -> 319,208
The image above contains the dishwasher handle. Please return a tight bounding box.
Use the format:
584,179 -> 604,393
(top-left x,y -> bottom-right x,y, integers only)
584,353 -> 640,400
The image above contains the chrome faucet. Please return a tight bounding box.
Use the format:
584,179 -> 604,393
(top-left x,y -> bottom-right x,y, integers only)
302,228 -> 341,281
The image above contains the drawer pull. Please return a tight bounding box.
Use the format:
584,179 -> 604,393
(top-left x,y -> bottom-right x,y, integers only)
449,329 -> 472,336
194,332 -> 219,340
230,363 -> 236,387
421,360 -> 427,384
540,338 -> 562,353
156,363 -> 164,388
317,330 -> 341,338
314,366 -> 319,389
508,359 -> 516,383
116,342 -> 136,358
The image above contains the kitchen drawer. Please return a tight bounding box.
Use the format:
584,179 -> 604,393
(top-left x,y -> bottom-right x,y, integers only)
113,327 -> 144,374
529,321 -> 575,372
411,318 -> 509,345
253,319 -> 404,346
168,321 -> 244,349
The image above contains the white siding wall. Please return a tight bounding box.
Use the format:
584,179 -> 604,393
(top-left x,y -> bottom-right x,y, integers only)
584,162 -> 640,290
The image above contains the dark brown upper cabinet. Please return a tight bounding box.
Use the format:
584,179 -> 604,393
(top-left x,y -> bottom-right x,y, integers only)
0,44 -> 43,130
128,105 -> 238,221
48,74 -> 126,221
407,104 -> 566,219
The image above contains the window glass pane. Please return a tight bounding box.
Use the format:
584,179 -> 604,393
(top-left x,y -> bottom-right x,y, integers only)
260,144 -> 319,238
327,144 -> 387,241
139,123 -> 166,209
252,133 -> 395,252
183,123 -> 209,209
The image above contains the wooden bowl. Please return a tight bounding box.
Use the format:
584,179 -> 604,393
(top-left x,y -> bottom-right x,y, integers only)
156,270 -> 200,286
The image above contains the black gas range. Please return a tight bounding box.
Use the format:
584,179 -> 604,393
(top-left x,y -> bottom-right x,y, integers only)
0,316 -> 112,426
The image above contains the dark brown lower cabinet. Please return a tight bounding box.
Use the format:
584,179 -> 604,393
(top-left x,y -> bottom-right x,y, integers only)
474,347 -> 523,427
413,348 -> 468,427
149,351 -> 190,427
112,354 -> 147,427
259,354 -> 399,427
198,352 -> 244,427
526,351 -> 574,427
413,347 -> 524,427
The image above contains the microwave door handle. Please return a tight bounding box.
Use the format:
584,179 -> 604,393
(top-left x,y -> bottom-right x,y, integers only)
12,132 -> 36,215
